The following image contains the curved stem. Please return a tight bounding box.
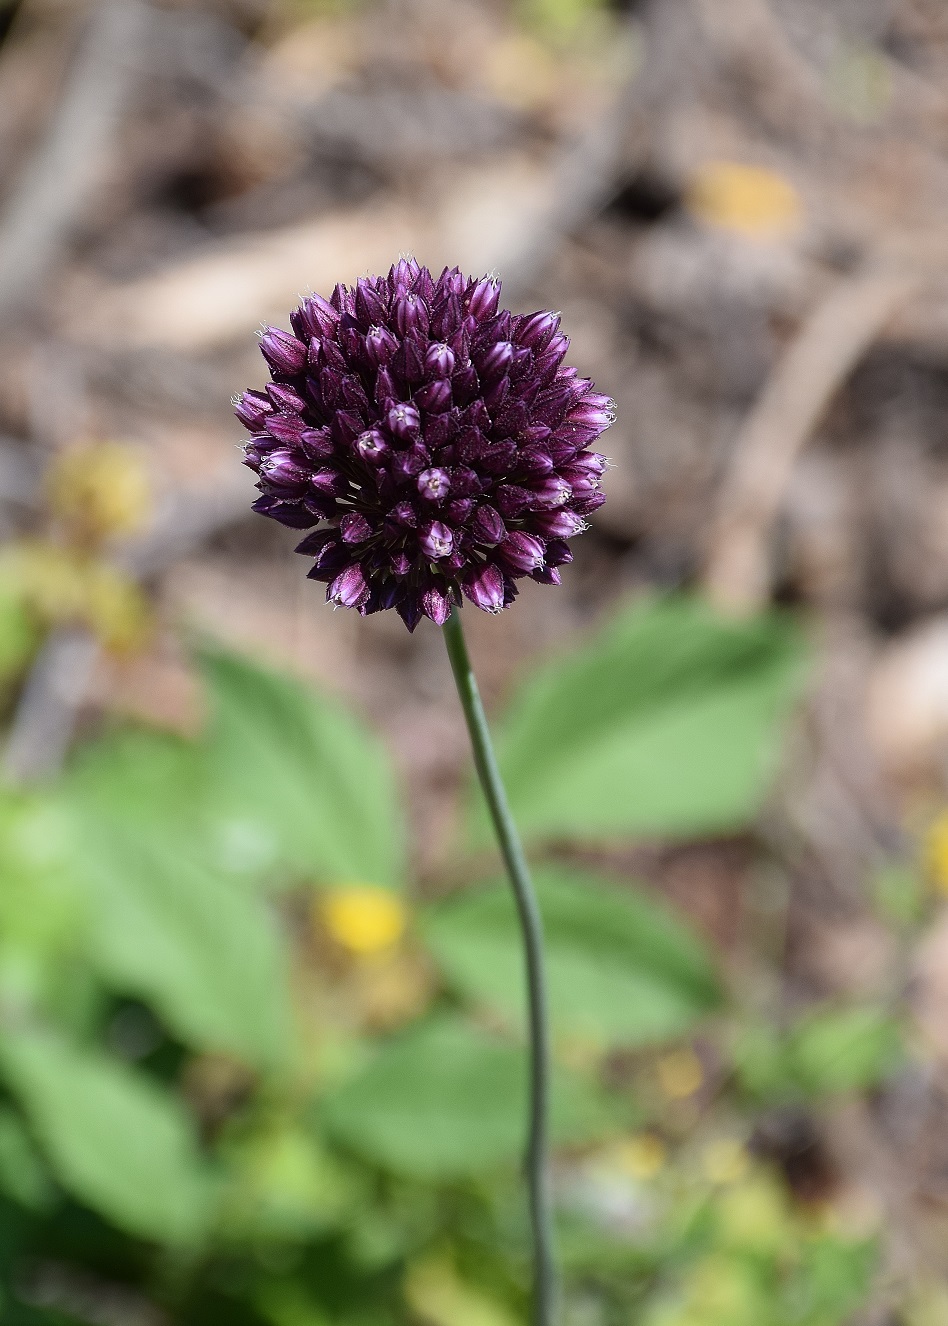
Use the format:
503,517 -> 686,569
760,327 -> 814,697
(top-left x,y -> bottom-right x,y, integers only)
442,606 -> 556,1326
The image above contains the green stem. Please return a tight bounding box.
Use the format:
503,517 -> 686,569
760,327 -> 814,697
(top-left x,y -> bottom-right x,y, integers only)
442,606 -> 556,1326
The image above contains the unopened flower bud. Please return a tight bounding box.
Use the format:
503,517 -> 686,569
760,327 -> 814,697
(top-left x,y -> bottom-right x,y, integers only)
497,531 -> 545,573
417,467 -> 451,502
264,413 -> 306,444
529,476 -> 572,509
234,390 -> 272,430
328,564 -> 369,608
545,539 -> 573,567
476,341 -> 514,382
415,379 -> 452,413
517,310 -> 559,350
261,450 -> 308,488
355,281 -> 388,329
420,521 -> 454,560
310,467 -> 347,496
533,509 -> 586,538
462,563 -> 505,612
356,429 -> 388,463
467,276 -> 500,321
340,512 -> 373,544
422,587 -> 452,625
471,504 -> 506,546
386,402 -> 421,441
300,428 -> 334,460
267,382 -> 306,413
569,394 -> 615,430
260,326 -> 307,375
365,325 -> 398,367
425,342 -> 455,377
394,293 -> 429,337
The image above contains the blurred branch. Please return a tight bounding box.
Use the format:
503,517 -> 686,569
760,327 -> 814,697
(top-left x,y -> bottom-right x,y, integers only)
502,0 -> 697,302
0,434 -> 41,509
0,0 -> 151,325
3,626 -> 100,783
3,468 -> 254,784
703,268 -> 919,615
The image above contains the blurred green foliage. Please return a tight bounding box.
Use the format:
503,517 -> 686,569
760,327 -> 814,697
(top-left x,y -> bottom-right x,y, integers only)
0,594 -> 893,1324
490,596 -> 807,841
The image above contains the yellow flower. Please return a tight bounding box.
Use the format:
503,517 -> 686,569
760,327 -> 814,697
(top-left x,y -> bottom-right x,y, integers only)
615,1132 -> 666,1181
320,886 -> 407,955
46,442 -> 151,546
0,542 -> 148,651
404,1256 -> 518,1326
686,160 -> 802,238
657,1048 -> 703,1100
702,1138 -> 749,1186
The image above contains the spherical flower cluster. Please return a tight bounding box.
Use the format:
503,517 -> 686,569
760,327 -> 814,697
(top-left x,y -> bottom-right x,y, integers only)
236,259 -> 613,630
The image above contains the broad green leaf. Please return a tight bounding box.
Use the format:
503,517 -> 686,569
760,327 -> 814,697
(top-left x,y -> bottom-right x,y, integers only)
425,867 -> 720,1049
734,1007 -> 902,1103
219,1122 -> 357,1241
0,1029 -> 211,1244
405,1258 -> 520,1326
56,727 -> 294,1068
61,728 -> 206,842
199,646 -> 406,889
60,725 -> 279,883
488,595 -> 807,841
0,1105 -> 53,1211
322,1016 -> 612,1178
789,1006 -> 901,1097
68,822 -> 292,1069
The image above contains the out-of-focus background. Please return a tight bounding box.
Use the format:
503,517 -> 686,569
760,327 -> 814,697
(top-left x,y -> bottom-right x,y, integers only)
1,0 -> 948,1322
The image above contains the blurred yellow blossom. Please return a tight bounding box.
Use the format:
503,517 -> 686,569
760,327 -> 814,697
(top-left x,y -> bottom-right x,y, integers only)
320,886 -> 407,955
716,1173 -> 788,1253
926,811 -> 948,894
702,1138 -> 749,1186
0,543 -> 148,652
681,1253 -> 761,1324
46,442 -> 151,547
686,160 -> 802,238
405,1256 -> 518,1326
616,1132 -> 667,1181
657,1048 -> 704,1099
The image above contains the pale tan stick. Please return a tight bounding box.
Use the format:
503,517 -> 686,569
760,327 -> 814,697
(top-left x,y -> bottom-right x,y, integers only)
703,269 -> 918,614
0,0 -> 152,324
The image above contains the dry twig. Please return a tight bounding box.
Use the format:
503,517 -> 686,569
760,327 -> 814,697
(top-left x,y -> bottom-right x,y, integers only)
0,0 -> 151,324
704,268 -> 919,614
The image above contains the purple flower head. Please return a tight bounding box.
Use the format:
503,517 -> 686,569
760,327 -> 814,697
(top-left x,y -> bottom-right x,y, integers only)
238,260 -> 614,631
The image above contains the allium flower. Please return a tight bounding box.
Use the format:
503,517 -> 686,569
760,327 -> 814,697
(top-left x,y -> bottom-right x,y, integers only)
237,259 -> 613,631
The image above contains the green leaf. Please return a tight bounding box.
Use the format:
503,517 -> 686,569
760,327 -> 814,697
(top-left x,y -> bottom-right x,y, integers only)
0,1029 -> 212,1244
0,1105 -> 53,1211
734,1007 -> 902,1102
488,594 -> 807,841
425,867 -> 721,1049
83,837 -> 292,1068
789,1006 -> 902,1097
57,729 -> 294,1069
198,645 -> 406,889
68,828 -> 290,1069
322,1016 -> 612,1178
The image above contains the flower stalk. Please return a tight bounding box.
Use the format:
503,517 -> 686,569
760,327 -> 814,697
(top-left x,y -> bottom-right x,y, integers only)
442,605 -> 556,1326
